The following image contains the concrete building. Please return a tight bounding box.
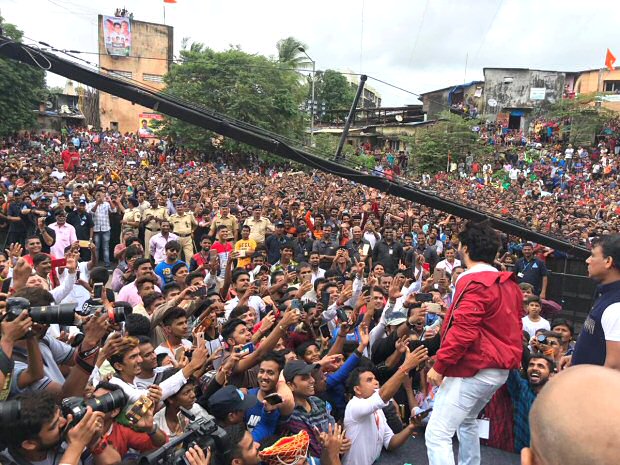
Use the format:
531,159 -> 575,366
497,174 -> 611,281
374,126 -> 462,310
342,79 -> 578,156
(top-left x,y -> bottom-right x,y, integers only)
98,14 -> 173,133
482,68 -> 577,131
575,68 -> 620,112
345,73 -> 382,108
420,81 -> 484,119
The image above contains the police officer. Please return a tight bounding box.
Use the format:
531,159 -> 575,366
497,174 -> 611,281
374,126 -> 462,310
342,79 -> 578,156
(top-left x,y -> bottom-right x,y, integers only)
120,197 -> 142,242
169,201 -> 196,263
142,195 -> 169,259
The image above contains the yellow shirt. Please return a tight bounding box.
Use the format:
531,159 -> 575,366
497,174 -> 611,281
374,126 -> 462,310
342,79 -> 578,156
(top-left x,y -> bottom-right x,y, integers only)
234,238 -> 257,268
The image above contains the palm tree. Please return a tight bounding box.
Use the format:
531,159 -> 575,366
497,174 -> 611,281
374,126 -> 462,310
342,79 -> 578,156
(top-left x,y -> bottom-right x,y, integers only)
276,37 -> 311,69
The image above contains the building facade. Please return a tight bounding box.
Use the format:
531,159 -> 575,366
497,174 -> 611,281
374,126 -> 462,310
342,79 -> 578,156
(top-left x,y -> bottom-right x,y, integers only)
420,81 -> 484,120
482,68 -> 577,131
98,14 -> 173,133
575,68 -> 620,112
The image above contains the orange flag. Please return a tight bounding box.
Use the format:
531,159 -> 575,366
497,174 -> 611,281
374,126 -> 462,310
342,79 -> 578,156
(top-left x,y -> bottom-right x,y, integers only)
164,0 -> 176,3
606,48 -> 616,71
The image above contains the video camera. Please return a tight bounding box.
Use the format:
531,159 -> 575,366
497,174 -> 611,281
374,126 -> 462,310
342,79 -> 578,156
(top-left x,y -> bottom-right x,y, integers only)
3,297 -> 76,326
139,408 -> 229,465
61,389 -> 127,427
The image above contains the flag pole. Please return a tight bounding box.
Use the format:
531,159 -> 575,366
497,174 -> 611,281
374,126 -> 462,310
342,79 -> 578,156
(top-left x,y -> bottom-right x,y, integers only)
163,5 -> 166,24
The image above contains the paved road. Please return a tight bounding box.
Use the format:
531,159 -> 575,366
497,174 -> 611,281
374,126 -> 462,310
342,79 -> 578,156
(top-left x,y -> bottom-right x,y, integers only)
376,435 -> 520,465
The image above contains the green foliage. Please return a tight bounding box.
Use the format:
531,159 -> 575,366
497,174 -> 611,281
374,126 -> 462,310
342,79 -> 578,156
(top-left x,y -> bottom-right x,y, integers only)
313,70 -> 356,122
0,16 -> 47,136
401,112 -> 492,173
158,42 -> 306,151
546,93 -> 618,145
276,37 -> 311,69
313,133 -> 355,158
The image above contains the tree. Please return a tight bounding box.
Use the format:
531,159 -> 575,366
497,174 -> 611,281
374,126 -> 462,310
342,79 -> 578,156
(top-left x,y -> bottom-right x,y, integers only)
158,43 -> 306,151
314,70 -> 356,122
402,111 -> 493,174
545,93 -> 618,145
0,16 -> 46,136
276,37 -> 311,69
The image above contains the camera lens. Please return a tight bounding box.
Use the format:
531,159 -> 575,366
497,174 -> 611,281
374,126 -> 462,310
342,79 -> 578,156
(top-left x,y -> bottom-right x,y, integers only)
29,303 -> 76,326
536,334 -> 548,344
85,389 -> 127,414
0,400 -> 21,423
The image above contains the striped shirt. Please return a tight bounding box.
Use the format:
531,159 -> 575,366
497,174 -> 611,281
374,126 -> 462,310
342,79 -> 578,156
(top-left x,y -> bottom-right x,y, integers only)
88,201 -> 117,232
284,396 -> 335,458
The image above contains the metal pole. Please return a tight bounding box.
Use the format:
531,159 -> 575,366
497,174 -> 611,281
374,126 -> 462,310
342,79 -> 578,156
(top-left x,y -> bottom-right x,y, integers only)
298,47 -> 316,147
310,60 -> 315,147
335,74 -> 367,160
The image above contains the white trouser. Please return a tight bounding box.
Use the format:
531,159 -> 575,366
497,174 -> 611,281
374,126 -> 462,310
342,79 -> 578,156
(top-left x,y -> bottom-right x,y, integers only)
425,369 -> 508,465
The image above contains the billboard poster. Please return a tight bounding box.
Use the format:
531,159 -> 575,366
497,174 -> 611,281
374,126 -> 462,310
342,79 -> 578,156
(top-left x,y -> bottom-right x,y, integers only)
103,15 -> 131,56
138,113 -> 163,138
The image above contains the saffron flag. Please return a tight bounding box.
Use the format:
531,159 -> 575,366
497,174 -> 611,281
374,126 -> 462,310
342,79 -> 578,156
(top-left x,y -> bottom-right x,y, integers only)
164,0 -> 176,3
606,48 -> 616,71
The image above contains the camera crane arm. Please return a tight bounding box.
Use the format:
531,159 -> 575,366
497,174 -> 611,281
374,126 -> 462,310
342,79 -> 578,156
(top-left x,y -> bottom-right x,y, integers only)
0,36 -> 590,258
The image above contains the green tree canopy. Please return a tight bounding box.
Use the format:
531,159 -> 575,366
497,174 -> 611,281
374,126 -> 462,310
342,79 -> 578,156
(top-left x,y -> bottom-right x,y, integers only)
545,93 -> 618,146
158,42 -> 306,150
0,16 -> 46,136
314,69 -> 356,122
276,37 -> 311,69
402,111 -> 493,173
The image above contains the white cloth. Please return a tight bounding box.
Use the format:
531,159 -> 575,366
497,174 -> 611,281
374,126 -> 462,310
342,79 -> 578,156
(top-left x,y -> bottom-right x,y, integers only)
224,295 -> 266,321
522,315 -> 550,337
435,259 -> 462,274
601,302 -> 620,341
426,369 -> 508,465
106,370 -> 188,403
154,404 -> 213,438
342,391 -> 393,465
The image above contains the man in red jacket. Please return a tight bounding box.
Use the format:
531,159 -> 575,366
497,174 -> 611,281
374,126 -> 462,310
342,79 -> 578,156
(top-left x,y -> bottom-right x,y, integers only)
425,220 -> 523,465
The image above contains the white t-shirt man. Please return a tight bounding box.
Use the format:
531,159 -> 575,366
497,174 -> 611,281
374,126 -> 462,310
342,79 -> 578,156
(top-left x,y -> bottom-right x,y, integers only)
522,315 -> 550,338
342,391 -> 394,465
435,258 -> 462,275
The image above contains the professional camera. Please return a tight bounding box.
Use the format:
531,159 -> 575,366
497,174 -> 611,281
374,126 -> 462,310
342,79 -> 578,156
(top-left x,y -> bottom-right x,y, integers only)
61,389 -> 127,427
4,297 -> 76,326
77,300 -> 133,324
139,408 -> 229,465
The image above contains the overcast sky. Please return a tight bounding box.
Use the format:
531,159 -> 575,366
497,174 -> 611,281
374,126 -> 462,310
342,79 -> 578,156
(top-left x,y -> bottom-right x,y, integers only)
1,0 -> 618,106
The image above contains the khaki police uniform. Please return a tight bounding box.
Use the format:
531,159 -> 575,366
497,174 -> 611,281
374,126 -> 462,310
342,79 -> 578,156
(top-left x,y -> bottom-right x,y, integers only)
143,206 -> 169,259
170,212 -> 197,262
121,207 -> 142,242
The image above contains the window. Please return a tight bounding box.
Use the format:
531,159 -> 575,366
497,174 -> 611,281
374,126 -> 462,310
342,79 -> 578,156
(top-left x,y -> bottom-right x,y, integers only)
143,73 -> 164,84
604,80 -> 620,92
110,70 -> 132,80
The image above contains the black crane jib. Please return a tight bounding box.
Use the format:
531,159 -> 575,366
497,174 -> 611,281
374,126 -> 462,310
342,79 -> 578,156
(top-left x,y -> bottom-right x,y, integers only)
0,37 -> 590,258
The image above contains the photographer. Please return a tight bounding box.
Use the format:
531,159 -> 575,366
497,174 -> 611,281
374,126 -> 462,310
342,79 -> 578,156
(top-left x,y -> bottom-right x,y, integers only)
9,286 -> 109,399
0,309 -> 41,395
0,391 -> 105,465
88,381 -> 168,462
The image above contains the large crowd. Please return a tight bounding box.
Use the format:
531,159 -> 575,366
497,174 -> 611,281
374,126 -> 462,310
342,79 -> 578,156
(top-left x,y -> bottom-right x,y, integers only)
0,126 -> 618,465
359,118 -> 620,245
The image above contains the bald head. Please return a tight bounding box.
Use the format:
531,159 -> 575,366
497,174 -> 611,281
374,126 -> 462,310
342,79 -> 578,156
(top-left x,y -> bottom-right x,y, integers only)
524,365 -> 620,465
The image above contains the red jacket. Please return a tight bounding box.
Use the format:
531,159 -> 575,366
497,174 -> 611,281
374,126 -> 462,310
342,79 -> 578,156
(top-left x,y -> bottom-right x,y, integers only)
434,269 -> 523,378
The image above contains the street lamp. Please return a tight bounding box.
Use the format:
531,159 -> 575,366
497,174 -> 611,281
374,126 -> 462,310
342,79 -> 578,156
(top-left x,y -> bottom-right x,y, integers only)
298,46 -> 315,147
